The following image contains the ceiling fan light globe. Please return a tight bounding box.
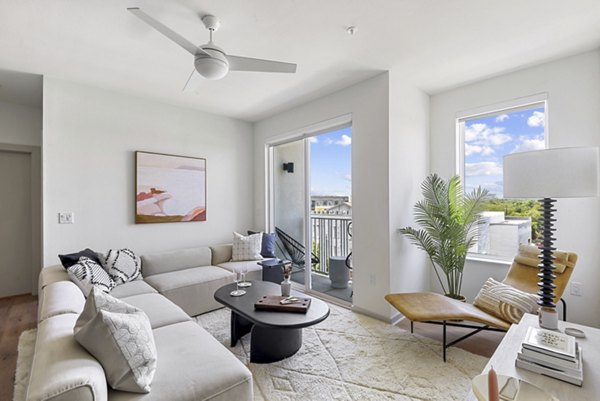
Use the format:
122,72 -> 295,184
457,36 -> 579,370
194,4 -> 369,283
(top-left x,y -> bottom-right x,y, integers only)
194,56 -> 229,80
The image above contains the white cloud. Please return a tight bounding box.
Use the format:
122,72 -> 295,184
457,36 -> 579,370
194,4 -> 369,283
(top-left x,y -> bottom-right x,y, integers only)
335,134 -> 352,146
465,162 -> 502,177
495,114 -> 509,122
481,146 -> 495,156
343,174 -> 352,182
308,137 -> 318,143
465,144 -> 482,156
511,135 -> 545,153
527,111 -> 545,127
465,123 -> 512,147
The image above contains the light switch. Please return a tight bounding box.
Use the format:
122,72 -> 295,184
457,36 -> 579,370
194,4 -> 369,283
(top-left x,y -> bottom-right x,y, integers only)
58,212 -> 75,224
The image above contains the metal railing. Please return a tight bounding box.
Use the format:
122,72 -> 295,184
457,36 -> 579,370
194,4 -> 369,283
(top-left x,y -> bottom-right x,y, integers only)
310,215 -> 352,275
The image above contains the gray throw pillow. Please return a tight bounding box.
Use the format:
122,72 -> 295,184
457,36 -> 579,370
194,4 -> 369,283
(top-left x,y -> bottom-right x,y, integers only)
67,257 -> 115,296
74,288 -> 157,393
100,248 -> 142,285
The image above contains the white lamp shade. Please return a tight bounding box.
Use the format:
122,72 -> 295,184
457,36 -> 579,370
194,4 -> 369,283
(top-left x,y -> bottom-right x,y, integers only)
503,147 -> 599,198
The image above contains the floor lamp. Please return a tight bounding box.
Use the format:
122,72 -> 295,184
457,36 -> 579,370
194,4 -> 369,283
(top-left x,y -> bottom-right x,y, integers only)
503,147 -> 599,330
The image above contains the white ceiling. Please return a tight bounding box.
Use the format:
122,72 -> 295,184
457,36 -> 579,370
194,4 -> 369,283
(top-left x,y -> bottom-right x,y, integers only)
0,0 -> 598,122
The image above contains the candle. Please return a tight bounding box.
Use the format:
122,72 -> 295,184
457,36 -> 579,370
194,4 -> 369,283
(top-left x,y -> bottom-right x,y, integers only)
488,366 -> 499,401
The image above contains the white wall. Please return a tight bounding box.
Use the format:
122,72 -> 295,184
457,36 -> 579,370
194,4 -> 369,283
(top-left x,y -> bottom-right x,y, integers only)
0,100 -> 42,146
43,78 -> 254,266
430,50 -> 600,327
254,73 -> 431,320
388,73 -> 431,302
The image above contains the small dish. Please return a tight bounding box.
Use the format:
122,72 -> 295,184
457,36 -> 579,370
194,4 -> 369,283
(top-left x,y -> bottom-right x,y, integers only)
564,327 -> 586,338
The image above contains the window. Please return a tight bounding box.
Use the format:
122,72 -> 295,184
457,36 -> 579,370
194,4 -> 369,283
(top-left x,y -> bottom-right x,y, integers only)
458,99 -> 546,261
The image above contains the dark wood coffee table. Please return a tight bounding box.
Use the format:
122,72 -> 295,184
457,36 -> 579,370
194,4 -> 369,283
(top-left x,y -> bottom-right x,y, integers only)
214,281 -> 330,363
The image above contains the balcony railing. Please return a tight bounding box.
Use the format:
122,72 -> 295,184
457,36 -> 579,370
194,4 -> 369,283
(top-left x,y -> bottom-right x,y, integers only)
310,215 -> 352,275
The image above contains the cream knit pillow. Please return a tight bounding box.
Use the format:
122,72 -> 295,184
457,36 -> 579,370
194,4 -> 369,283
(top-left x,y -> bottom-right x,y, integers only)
231,232 -> 263,261
474,277 -> 539,324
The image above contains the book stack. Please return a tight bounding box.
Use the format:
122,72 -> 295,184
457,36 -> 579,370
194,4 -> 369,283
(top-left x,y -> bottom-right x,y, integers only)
516,326 -> 583,386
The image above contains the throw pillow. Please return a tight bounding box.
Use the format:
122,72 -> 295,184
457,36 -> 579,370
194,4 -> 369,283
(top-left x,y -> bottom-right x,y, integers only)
473,277 -> 539,324
67,257 -> 115,296
74,288 -> 157,393
248,230 -> 277,258
100,248 -> 142,285
59,248 -> 102,269
232,232 -> 263,261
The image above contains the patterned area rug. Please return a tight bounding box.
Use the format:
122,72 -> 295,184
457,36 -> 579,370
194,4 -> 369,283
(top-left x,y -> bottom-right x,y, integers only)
14,305 -> 486,401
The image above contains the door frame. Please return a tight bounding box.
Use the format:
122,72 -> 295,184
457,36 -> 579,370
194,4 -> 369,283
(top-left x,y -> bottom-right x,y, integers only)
0,143 -> 42,296
264,114 -> 352,297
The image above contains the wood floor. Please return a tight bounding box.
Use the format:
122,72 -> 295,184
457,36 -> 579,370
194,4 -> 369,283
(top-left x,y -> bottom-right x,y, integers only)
0,295 -> 503,401
0,294 -> 38,401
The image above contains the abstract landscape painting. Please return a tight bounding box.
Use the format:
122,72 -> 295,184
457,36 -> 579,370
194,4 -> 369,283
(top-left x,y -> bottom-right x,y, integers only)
135,151 -> 206,223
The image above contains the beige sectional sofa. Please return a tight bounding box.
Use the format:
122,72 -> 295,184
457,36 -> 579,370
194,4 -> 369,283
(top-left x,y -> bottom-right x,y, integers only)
26,244 -> 268,401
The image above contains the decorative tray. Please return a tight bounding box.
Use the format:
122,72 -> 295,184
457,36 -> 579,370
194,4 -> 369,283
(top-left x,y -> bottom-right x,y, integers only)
254,295 -> 311,313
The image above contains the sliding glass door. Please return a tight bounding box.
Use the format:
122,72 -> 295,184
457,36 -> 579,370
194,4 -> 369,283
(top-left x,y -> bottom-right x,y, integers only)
269,123 -> 352,304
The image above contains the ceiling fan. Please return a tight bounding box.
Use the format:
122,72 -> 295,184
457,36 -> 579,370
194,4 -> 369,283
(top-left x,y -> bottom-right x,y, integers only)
127,8 -> 297,86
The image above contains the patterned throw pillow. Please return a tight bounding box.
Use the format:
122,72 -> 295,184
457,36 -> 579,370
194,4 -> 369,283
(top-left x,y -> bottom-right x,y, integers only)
231,232 -> 263,261
67,257 -> 115,296
473,277 -> 539,324
74,288 -> 157,393
100,248 -> 142,285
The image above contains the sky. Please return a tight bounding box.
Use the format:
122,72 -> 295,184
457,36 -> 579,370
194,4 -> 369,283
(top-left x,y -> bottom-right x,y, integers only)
310,126 -> 352,197
464,106 -> 545,197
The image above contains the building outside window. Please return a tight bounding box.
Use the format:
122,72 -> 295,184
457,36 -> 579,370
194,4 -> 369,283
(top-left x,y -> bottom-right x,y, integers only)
457,98 -> 546,260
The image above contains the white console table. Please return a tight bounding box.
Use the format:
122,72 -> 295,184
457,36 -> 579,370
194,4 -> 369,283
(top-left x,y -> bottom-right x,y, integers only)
465,313 -> 599,401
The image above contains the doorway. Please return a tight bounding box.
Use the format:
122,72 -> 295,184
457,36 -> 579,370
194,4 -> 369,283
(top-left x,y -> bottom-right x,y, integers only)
269,120 -> 352,304
0,146 -> 41,297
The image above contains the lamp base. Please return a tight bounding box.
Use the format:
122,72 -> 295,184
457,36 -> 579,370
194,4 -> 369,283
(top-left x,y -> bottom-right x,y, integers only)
539,307 -> 559,330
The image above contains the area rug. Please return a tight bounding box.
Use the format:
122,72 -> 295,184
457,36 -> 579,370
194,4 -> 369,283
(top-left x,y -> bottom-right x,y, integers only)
15,305 -> 486,401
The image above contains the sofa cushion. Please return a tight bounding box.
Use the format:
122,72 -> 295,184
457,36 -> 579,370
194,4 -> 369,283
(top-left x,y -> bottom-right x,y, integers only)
141,247 -> 212,277
107,321 -> 253,401
110,280 -> 157,298
120,293 -> 191,329
232,232 -> 262,261
145,266 -> 234,316
99,248 -> 142,285
248,231 -> 277,258
210,243 -> 233,265
218,260 -> 264,282
67,257 -> 115,296
58,248 -> 102,269
38,281 -> 85,323
26,314 -> 107,401
74,288 -> 157,393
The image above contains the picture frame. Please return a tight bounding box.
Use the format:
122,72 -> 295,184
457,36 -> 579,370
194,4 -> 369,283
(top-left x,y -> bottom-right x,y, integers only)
135,151 -> 206,224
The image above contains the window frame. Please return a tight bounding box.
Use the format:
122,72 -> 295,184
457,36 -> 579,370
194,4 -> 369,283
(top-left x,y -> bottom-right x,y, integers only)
455,94 -> 549,262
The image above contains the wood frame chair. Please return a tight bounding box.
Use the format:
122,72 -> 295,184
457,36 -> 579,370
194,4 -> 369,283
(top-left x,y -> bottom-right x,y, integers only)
385,246 -> 578,361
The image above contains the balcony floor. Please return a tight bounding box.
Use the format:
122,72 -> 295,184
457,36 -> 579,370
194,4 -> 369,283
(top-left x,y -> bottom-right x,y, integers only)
291,271 -> 352,303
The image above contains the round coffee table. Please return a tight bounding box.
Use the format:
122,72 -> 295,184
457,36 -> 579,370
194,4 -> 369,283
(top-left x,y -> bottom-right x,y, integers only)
214,281 -> 330,363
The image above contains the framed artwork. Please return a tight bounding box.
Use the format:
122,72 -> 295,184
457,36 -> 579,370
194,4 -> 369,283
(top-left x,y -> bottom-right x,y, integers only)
135,151 -> 206,223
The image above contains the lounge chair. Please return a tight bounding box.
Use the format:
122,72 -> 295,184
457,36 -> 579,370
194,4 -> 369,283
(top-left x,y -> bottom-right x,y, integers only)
385,246 -> 577,361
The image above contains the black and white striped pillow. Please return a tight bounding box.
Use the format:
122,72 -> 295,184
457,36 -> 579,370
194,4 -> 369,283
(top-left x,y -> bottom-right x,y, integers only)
67,257 -> 115,296
101,248 -> 142,285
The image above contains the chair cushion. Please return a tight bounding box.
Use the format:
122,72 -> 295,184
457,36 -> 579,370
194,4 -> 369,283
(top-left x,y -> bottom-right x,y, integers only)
144,266 -> 234,316
119,293 -> 191,329
110,280 -> 158,298
473,278 -> 539,324
107,321 -> 253,401
141,247 -> 212,276
74,288 -> 157,393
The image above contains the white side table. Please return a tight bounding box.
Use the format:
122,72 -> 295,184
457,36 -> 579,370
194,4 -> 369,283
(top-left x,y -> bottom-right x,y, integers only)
465,313 -> 599,401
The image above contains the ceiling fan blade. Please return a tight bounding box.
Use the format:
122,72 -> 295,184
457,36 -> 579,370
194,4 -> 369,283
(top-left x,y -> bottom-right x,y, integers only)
128,8 -> 209,57
227,55 -> 297,73
182,69 -> 202,92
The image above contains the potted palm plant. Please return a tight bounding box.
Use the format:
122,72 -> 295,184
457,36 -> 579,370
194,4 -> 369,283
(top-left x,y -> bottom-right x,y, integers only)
400,174 -> 490,300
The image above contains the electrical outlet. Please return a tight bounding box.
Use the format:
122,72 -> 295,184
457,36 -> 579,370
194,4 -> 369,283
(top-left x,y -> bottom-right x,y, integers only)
570,282 -> 583,297
58,212 -> 75,224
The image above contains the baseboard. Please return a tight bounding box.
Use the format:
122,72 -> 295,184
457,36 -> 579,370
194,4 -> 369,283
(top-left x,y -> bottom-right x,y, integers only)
351,305 -> 401,324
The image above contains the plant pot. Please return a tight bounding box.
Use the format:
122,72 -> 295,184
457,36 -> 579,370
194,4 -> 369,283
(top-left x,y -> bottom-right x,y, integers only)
445,294 -> 466,302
